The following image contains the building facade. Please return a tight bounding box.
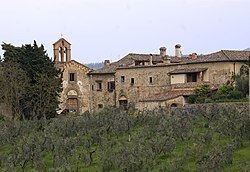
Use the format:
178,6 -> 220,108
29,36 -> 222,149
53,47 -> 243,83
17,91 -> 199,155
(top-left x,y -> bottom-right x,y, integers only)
53,38 -> 250,113
54,38 -> 91,114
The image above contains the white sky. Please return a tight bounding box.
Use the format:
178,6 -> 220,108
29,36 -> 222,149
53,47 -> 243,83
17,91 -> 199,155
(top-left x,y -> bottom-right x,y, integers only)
1,0 -> 250,63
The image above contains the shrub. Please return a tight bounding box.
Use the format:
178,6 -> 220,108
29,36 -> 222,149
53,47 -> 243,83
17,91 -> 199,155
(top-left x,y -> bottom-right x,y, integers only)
188,84 -> 211,103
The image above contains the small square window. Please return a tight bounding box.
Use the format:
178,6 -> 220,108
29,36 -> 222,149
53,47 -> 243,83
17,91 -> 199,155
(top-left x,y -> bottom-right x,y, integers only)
98,104 -> 103,109
121,76 -> 125,82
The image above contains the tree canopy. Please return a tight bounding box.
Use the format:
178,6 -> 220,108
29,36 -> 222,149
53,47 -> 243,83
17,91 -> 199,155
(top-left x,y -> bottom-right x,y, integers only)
0,41 -> 62,120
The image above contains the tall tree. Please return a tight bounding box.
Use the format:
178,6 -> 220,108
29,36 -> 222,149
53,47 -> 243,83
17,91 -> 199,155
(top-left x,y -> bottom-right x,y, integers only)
0,61 -> 29,120
1,41 -> 62,119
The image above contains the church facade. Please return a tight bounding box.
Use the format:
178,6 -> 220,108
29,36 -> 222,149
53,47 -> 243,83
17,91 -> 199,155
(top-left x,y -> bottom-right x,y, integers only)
53,38 -> 250,114
53,38 -> 91,114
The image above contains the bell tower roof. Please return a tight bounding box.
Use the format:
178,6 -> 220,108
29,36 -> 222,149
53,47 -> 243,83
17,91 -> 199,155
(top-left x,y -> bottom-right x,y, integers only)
53,38 -> 71,46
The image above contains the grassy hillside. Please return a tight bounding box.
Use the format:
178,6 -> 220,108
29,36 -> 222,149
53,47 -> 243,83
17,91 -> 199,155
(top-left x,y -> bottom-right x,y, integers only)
0,105 -> 249,171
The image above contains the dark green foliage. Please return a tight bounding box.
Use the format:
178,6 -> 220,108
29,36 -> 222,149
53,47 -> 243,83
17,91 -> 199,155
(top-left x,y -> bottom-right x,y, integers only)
0,61 -> 29,120
213,84 -> 244,100
235,65 -> 249,97
0,42 -> 62,119
188,72 -> 249,103
217,84 -> 234,97
188,84 -> 211,103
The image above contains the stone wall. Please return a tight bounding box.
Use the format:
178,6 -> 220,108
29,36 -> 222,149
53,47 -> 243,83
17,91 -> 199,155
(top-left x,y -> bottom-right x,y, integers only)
57,61 -> 91,114
137,102 -> 249,115
136,96 -> 185,111
90,74 -> 116,111
114,61 -> 245,107
183,102 -> 249,115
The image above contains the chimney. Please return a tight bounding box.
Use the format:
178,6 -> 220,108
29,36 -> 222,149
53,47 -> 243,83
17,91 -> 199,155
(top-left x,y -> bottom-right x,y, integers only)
162,55 -> 170,64
191,53 -> 198,59
104,60 -> 110,66
149,54 -> 153,65
159,47 -> 167,56
175,44 -> 182,58
166,57 -> 171,64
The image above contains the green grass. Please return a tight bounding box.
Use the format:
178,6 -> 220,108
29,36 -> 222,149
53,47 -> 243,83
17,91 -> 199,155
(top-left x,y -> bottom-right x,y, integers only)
224,141 -> 250,172
234,141 -> 250,162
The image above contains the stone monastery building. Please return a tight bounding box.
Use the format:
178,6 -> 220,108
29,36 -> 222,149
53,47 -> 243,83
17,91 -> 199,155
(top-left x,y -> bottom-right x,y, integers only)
53,38 -> 250,114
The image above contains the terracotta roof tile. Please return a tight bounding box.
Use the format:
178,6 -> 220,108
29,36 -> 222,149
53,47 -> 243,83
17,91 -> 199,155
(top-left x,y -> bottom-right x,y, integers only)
89,50 -> 250,74
222,50 -> 250,61
169,68 -> 208,74
53,38 -> 71,45
55,60 -> 91,70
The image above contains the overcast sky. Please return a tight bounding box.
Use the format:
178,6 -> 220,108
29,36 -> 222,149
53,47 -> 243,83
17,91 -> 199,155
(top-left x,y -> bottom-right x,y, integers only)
1,0 -> 250,63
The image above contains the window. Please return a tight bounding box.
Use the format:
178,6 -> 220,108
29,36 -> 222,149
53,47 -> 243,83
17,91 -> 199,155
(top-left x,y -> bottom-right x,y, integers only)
98,82 -> 102,90
69,73 -> 75,81
187,73 -> 197,82
131,78 -> 134,85
96,80 -> 102,91
108,81 -> 115,91
98,104 -> 103,109
149,77 -> 153,83
121,76 -> 125,82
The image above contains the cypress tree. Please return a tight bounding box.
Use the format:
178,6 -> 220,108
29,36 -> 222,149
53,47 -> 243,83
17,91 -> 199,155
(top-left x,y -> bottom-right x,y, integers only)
1,41 -> 62,119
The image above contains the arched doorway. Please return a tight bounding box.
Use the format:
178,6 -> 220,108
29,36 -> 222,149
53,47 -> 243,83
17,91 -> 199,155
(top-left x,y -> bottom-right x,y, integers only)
170,103 -> 179,111
170,103 -> 178,108
119,95 -> 128,109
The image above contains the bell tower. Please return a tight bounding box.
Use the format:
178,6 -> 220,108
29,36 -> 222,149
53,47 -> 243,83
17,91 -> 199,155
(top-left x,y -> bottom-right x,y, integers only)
53,38 -> 71,63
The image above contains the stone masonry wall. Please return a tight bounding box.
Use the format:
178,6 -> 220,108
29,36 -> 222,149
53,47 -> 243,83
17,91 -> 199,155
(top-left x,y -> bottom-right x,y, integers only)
183,102 -> 249,115
58,62 -> 91,114
115,61 -> 245,107
90,74 -> 116,111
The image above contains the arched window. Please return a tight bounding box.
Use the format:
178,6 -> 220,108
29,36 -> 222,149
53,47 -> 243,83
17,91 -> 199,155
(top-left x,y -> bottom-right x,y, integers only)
119,95 -> 128,109
59,47 -> 64,62
64,47 -> 68,61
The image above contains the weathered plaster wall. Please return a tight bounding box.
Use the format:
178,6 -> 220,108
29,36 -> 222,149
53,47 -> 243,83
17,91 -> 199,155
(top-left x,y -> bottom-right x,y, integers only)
171,74 -> 186,84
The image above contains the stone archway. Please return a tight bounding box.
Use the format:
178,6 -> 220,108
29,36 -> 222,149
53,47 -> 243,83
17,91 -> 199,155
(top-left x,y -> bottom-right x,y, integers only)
170,103 -> 178,108
119,95 -> 128,109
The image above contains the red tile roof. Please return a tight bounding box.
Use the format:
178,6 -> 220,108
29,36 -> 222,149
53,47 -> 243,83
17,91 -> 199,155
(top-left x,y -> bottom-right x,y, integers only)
89,50 -> 250,74
169,68 -> 208,74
